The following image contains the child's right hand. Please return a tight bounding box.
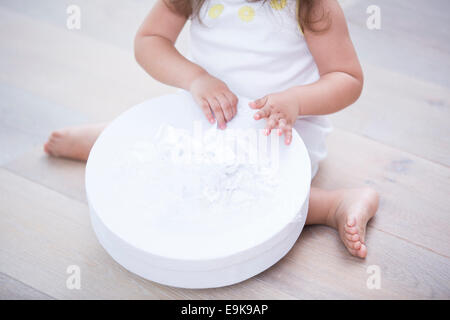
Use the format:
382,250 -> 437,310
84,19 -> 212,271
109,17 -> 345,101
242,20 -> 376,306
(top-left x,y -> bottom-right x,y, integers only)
189,73 -> 238,129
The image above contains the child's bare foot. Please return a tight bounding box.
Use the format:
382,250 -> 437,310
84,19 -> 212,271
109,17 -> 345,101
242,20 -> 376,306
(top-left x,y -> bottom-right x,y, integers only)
43,124 -> 106,161
327,188 -> 379,258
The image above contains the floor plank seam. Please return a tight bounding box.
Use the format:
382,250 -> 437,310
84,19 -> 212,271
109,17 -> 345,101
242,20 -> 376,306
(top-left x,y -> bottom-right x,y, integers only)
372,226 -> 450,259
0,5 -> 135,55
2,166 -> 88,206
0,271 -> 56,300
251,276 -> 298,300
332,126 -> 450,169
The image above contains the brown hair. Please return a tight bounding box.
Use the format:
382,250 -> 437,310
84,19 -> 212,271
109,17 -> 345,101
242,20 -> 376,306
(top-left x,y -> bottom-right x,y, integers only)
164,0 -> 330,33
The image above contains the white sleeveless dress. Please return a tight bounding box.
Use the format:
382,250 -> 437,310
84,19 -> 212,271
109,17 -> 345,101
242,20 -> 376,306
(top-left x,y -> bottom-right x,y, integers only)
188,0 -> 332,178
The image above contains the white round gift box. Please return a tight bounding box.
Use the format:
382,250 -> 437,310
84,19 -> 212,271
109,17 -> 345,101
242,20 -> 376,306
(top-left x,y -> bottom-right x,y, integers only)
86,90 -> 311,288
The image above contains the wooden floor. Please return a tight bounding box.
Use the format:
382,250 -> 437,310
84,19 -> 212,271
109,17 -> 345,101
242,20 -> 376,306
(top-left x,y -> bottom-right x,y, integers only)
1,0 -> 449,299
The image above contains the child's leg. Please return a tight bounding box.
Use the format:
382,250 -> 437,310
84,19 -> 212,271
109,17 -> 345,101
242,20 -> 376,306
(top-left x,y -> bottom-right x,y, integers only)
44,123 -> 107,161
306,187 -> 379,258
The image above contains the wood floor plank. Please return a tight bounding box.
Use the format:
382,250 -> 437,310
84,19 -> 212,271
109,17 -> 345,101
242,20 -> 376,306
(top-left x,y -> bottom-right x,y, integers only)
344,0 -> 450,88
0,0 -> 190,56
5,147 -> 87,203
0,83 -> 89,136
0,272 -> 54,300
330,63 -> 450,166
313,129 -> 450,257
0,169 -> 295,299
257,225 -> 450,299
0,124 -> 43,166
338,0 -> 450,165
0,7 -> 175,122
0,0 -> 154,51
0,82 -> 89,166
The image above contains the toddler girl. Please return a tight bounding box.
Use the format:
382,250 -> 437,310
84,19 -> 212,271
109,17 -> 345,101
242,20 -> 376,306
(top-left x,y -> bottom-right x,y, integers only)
44,0 -> 379,258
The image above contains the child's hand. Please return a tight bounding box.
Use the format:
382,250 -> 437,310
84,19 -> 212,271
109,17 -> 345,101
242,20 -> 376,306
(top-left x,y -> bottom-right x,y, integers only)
249,90 -> 300,145
189,72 -> 238,129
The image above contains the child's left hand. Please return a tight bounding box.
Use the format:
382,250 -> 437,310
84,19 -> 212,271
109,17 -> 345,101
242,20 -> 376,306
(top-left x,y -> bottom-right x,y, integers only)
248,90 -> 300,145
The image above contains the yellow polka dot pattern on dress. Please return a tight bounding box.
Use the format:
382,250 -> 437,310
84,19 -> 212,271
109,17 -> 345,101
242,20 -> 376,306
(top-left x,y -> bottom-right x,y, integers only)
270,0 -> 287,10
238,6 -> 255,22
208,4 -> 224,19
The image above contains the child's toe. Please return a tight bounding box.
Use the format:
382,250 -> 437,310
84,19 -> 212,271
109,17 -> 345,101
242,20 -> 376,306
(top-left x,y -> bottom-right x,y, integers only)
51,130 -> 64,139
357,244 -> 367,258
343,238 -> 357,251
345,232 -> 359,242
345,225 -> 358,234
346,216 -> 356,227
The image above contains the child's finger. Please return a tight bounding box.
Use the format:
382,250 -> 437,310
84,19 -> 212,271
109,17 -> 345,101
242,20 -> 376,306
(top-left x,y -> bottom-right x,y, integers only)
265,113 -> 281,135
253,105 -> 271,120
284,125 -> 293,145
209,97 -> 227,129
279,118 -> 290,134
215,95 -> 233,122
248,96 -> 268,109
200,99 -> 215,124
264,119 -> 276,136
224,91 -> 238,117
278,118 -> 287,136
